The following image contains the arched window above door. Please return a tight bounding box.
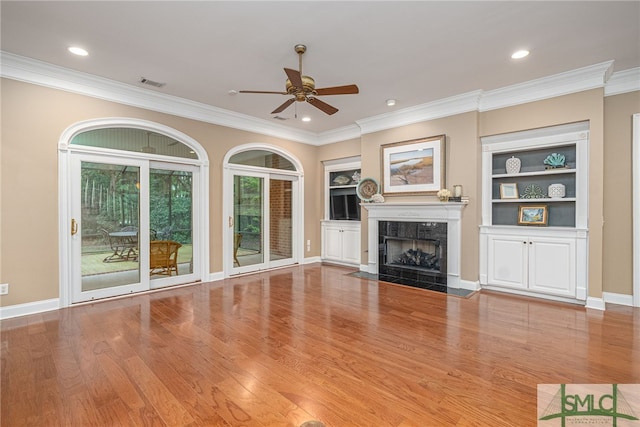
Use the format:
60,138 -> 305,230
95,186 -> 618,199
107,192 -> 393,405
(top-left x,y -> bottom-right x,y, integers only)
228,149 -> 296,171
70,128 -> 198,160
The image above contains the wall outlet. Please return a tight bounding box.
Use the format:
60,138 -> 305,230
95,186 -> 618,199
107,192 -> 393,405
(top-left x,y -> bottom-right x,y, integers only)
306,240 -> 311,252
0,284 -> 8,295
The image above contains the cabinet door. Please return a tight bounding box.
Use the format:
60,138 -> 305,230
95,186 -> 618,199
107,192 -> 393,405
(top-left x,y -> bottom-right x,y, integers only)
341,227 -> 361,265
323,225 -> 344,261
528,237 -> 576,297
487,235 -> 528,289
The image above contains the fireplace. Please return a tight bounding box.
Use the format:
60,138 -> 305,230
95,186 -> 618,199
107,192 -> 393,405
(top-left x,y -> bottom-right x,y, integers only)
362,201 -> 468,293
379,221 -> 448,292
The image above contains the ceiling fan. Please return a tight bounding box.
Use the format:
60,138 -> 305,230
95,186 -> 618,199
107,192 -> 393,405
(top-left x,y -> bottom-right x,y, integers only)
239,44 -> 359,116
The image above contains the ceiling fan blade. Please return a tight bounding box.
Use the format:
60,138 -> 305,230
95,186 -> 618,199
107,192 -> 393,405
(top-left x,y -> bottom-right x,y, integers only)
271,98 -> 295,114
315,84 -> 360,96
239,90 -> 288,95
307,97 -> 338,115
284,68 -> 303,88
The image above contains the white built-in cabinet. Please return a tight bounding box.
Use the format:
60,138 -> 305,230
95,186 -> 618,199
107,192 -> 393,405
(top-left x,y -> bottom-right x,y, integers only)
321,157 -> 361,266
480,122 -> 589,303
487,231 -> 577,298
321,221 -> 361,266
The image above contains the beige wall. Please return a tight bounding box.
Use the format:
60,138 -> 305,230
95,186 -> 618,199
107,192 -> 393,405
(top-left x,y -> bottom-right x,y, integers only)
1,76 -> 637,309
0,78 -> 323,306
603,91 -> 640,295
480,89 -> 605,298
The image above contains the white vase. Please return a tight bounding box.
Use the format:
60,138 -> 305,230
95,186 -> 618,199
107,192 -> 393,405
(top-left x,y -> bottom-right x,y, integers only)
505,156 -> 521,174
548,183 -> 566,198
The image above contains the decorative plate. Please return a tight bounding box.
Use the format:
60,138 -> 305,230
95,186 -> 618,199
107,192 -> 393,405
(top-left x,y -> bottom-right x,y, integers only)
356,177 -> 380,201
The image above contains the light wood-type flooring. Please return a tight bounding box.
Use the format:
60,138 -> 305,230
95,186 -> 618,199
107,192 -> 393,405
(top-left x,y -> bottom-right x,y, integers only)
1,263 -> 638,426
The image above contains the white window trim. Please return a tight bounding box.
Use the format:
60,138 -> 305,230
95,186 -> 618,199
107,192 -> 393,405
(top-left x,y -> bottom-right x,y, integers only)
633,113 -> 640,307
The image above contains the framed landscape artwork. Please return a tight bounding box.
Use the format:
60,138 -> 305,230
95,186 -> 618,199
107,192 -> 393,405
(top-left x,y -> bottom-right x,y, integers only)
381,135 -> 446,195
518,205 -> 548,226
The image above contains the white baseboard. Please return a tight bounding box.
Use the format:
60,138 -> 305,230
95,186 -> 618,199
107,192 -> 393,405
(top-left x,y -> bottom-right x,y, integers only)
459,279 -> 480,291
0,298 -> 60,320
360,264 -> 372,273
303,256 -> 322,265
602,292 -> 634,307
585,296 -> 606,311
206,271 -> 225,282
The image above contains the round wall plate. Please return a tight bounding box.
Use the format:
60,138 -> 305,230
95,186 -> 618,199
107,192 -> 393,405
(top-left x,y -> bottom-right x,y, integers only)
356,177 -> 379,201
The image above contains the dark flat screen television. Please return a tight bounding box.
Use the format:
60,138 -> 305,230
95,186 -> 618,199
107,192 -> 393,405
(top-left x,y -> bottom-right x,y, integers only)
330,188 -> 360,220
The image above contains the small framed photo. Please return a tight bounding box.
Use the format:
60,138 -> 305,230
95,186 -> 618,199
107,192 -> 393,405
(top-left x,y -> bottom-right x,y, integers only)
518,205 -> 548,226
500,183 -> 518,199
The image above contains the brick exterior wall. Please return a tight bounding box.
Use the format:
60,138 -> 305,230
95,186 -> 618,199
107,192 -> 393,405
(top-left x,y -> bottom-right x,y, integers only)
269,179 -> 292,258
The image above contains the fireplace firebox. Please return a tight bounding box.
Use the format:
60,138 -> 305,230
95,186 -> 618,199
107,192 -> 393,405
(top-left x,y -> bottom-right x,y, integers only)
378,221 -> 448,292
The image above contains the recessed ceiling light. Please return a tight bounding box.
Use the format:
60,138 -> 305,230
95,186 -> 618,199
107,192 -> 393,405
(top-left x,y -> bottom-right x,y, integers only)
511,50 -> 530,59
386,99 -> 396,107
301,116 -> 311,122
68,46 -> 88,56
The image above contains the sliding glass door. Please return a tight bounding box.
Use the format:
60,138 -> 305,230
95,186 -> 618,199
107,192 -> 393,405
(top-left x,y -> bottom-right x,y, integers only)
72,155 -> 147,302
70,154 -> 198,303
229,171 -> 295,275
149,163 -> 197,288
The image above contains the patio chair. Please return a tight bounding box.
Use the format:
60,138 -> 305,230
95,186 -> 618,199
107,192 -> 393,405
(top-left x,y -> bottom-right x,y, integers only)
150,240 -> 182,276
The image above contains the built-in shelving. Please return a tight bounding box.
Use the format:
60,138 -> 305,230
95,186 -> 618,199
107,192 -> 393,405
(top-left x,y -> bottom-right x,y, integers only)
322,157 -> 362,266
479,122 -> 590,304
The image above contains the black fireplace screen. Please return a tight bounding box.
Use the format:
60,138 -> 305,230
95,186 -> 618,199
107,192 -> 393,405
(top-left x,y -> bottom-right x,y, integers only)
385,238 -> 441,270
378,221 -> 448,290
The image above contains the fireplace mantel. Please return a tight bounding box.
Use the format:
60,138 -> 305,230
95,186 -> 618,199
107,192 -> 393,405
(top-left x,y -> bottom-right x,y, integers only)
362,201 -> 467,288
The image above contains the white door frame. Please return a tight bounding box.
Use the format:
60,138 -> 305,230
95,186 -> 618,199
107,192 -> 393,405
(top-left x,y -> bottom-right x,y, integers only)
633,113 -> 640,307
58,118 -> 210,307
223,143 -> 304,278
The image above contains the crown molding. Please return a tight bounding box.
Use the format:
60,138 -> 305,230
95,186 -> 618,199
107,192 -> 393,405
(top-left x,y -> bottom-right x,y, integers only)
0,51 -> 319,145
479,61 -> 614,112
2,52 -> 634,146
356,90 -> 483,135
315,124 -> 363,145
604,67 -> 640,96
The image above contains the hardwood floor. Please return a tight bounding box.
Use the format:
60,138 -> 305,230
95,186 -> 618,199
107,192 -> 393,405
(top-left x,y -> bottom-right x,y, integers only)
1,263 -> 638,426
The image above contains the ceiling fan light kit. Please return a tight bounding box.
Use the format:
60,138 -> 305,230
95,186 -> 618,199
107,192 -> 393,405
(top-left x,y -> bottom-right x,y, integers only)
239,44 -> 359,116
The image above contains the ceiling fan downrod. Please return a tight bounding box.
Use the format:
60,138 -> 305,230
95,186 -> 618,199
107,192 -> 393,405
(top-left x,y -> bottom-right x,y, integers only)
294,44 -> 306,75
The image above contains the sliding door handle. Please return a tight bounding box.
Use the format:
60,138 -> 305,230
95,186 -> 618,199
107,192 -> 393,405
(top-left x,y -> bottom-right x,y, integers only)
71,218 -> 78,236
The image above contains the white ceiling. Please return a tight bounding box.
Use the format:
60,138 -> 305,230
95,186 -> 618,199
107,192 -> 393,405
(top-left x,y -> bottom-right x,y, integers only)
1,1 -> 639,135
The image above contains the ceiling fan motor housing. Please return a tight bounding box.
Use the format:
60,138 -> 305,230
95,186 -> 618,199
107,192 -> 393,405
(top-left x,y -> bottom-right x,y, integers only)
286,75 -> 316,101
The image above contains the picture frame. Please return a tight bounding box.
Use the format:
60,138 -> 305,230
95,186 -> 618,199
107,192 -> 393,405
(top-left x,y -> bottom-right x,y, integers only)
500,183 -> 519,199
381,135 -> 445,195
518,205 -> 548,226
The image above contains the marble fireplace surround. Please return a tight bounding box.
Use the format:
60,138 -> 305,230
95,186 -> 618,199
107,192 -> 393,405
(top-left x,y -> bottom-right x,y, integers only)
362,202 -> 467,289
